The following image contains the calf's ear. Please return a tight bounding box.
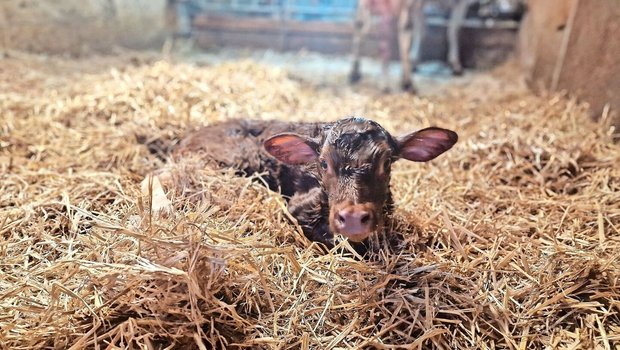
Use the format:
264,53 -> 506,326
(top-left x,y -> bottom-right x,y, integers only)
264,133 -> 319,165
397,127 -> 458,162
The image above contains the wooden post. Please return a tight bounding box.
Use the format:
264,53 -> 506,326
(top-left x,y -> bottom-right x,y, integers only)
550,0 -> 578,91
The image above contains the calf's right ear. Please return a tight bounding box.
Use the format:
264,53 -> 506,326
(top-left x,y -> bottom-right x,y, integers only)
397,127 -> 458,162
264,133 -> 319,165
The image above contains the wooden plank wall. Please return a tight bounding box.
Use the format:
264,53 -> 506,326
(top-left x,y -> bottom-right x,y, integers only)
519,0 -> 620,120
193,15 -> 410,59
194,14 -> 518,68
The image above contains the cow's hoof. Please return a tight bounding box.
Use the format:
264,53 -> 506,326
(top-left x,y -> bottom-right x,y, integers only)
401,81 -> 416,93
349,71 -> 362,84
451,66 -> 464,76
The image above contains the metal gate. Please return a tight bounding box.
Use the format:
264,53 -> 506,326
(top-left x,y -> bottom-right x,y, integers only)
196,0 -> 357,22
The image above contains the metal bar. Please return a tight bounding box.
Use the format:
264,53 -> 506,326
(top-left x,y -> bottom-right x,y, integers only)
426,16 -> 520,29
198,0 -> 357,21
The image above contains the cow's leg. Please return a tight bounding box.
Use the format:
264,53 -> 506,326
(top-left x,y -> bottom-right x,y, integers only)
378,10 -> 395,92
398,0 -> 419,92
162,0 -> 196,57
162,0 -> 178,57
349,0 -> 372,84
447,0 -> 474,75
409,0 -> 425,73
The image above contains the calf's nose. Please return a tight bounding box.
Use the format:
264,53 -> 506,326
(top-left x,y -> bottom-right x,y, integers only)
334,206 -> 374,241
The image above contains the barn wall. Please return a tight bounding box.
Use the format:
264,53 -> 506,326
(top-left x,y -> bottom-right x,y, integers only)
459,27 -> 518,70
194,15 -> 518,69
0,0 -> 167,55
519,0 -> 620,118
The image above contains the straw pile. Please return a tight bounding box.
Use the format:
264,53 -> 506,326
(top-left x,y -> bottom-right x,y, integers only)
1,51 -> 619,349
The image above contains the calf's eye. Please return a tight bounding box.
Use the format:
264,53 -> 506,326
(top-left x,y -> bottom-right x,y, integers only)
380,159 -> 391,174
320,160 -> 328,170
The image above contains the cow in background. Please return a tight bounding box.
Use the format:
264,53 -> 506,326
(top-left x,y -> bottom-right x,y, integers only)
162,0 -> 204,56
349,0 -> 524,92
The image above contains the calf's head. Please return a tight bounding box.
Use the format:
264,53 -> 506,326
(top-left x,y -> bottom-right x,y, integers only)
264,117 -> 457,242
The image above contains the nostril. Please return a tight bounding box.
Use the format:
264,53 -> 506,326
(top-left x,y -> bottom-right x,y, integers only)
337,213 -> 346,224
360,213 -> 370,224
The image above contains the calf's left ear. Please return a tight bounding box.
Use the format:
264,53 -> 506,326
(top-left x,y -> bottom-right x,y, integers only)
264,133 -> 320,165
397,127 -> 458,162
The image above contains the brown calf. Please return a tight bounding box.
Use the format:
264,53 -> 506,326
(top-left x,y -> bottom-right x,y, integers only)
143,118 -> 457,248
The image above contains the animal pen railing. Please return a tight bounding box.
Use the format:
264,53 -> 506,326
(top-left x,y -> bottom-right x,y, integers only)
190,0 -> 521,65
197,0 -> 357,21
190,0 -> 365,55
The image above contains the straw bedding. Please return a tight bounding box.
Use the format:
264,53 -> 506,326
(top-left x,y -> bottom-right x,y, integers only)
1,51 -> 619,349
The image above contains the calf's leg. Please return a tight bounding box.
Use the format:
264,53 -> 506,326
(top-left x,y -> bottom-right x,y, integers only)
287,187 -> 333,247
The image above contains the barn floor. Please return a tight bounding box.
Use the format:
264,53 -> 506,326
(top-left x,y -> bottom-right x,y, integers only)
185,48 -> 462,95
1,49 -> 619,349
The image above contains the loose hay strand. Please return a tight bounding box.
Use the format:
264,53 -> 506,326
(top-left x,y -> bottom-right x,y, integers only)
0,51 -> 619,349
